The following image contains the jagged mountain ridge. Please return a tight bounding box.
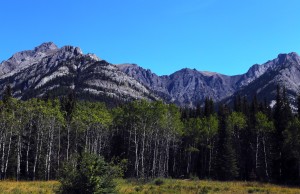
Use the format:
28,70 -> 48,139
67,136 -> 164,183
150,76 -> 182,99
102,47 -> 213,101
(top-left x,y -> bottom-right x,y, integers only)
118,52 -> 300,107
0,42 -> 159,104
118,64 -> 243,106
1,42 -> 300,107
223,52 -> 300,109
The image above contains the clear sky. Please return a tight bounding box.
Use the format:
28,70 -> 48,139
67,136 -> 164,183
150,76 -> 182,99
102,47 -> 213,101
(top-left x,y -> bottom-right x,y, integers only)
1,0 -> 300,76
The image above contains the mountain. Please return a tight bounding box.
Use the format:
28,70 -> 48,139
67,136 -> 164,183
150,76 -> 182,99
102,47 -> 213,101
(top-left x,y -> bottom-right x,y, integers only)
118,52 -> 300,107
118,64 -> 243,106
1,42 -> 300,108
0,42 -> 159,105
224,52 -> 300,109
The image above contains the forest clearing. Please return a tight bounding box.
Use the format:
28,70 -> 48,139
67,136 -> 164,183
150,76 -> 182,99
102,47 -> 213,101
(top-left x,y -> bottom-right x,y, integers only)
0,179 -> 300,194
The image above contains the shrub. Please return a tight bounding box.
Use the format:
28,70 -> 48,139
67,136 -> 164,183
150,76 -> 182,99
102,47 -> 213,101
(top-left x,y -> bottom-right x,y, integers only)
153,178 -> 165,186
58,153 -> 119,194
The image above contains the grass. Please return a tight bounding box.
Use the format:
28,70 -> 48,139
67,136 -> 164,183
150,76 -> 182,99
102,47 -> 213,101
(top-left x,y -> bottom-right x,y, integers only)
0,179 -> 300,194
0,180 -> 59,194
116,179 -> 300,194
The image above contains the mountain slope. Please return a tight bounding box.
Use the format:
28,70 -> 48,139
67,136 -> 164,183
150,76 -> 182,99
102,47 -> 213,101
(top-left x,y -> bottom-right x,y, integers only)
118,64 -> 243,106
225,52 -> 300,108
118,52 -> 300,107
0,43 -> 159,104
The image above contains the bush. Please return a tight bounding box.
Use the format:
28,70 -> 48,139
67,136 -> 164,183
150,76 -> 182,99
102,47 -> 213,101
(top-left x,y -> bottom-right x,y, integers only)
58,153 -> 119,194
189,174 -> 199,181
153,178 -> 165,186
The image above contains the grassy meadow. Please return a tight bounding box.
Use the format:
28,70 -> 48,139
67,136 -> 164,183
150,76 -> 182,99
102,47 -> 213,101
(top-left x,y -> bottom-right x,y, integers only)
0,180 -> 59,194
116,179 -> 300,194
0,179 -> 300,194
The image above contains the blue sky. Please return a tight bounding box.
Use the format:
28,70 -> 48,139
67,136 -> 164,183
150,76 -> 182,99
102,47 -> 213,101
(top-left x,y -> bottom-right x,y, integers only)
1,0 -> 300,75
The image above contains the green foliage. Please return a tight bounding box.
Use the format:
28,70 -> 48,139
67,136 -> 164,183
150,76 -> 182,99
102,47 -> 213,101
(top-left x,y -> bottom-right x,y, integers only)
227,112 -> 246,131
255,112 -> 273,133
58,153 -> 118,194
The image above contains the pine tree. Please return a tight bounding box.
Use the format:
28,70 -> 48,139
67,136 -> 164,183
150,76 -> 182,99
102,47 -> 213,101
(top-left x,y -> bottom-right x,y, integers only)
2,85 -> 12,104
204,97 -> 214,117
216,104 -> 238,180
234,94 -> 242,112
272,85 -> 291,181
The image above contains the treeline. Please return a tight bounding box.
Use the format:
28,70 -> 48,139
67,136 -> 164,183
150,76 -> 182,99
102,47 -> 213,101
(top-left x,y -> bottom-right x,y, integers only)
0,86 -> 300,184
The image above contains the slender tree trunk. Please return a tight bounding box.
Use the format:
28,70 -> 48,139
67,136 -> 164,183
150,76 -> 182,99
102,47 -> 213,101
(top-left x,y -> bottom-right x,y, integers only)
152,129 -> 158,177
4,129 -> 12,179
187,149 -> 191,175
47,121 -> 54,180
134,126 -> 139,177
141,126 -> 146,178
57,126 -> 61,177
172,139 -> 176,176
255,132 -> 259,171
165,139 -> 170,176
262,136 -> 269,180
33,131 -> 41,180
1,132 -> 7,179
45,130 -> 49,180
17,134 -> 21,181
26,126 -> 32,179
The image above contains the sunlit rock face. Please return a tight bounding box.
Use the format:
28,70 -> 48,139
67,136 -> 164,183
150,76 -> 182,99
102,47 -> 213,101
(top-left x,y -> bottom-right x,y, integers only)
0,42 -> 159,104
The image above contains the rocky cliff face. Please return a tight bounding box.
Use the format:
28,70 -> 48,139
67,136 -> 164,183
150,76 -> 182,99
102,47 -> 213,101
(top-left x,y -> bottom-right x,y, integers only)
0,42 -> 159,104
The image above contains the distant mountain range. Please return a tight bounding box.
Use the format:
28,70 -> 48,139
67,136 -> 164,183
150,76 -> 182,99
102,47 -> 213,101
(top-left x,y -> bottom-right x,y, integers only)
1,42 -> 300,108
118,52 -> 300,108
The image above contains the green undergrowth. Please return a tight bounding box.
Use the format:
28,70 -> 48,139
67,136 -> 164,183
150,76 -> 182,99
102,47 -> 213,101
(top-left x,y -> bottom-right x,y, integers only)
0,179 -> 300,194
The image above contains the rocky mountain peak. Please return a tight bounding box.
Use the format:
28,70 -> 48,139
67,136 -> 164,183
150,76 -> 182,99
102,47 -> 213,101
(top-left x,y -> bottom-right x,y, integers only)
34,42 -> 58,53
60,46 -> 83,56
277,52 -> 300,65
87,53 -> 101,61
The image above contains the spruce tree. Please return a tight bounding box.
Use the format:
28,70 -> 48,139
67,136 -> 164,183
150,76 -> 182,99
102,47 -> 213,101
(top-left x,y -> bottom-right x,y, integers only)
2,84 -> 12,104
272,85 -> 291,181
234,94 -> 242,113
216,104 -> 238,180
204,97 -> 214,117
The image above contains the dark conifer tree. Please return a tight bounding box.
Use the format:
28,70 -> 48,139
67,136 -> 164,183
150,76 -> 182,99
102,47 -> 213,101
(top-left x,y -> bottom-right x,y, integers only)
239,96 -> 253,180
216,104 -> 238,180
195,103 -> 202,118
204,97 -> 214,117
2,84 -> 12,104
234,94 -> 242,112
61,90 -> 77,122
272,85 -> 290,182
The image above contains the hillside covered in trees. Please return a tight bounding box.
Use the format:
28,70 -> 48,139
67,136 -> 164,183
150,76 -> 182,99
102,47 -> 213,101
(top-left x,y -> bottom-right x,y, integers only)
0,85 -> 300,185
